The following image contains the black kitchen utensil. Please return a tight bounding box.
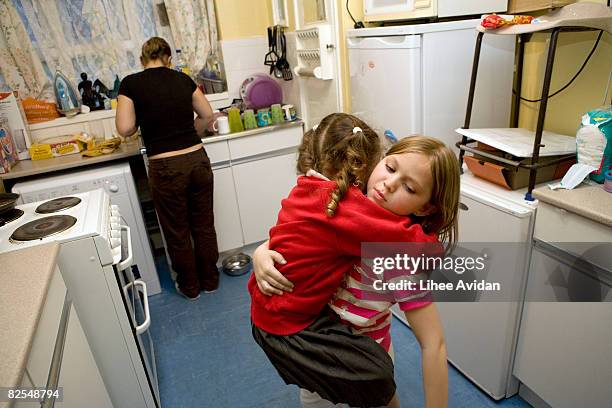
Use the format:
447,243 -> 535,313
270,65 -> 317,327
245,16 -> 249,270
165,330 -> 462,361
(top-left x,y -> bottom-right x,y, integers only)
264,26 -> 278,74
272,26 -> 283,77
276,28 -> 292,81
0,193 -> 19,214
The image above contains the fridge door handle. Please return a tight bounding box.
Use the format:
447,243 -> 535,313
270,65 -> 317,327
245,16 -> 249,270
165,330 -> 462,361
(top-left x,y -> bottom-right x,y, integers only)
348,36 -> 420,49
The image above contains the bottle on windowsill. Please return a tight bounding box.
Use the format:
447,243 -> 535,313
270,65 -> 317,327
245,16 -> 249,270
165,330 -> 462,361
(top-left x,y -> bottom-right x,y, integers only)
174,49 -> 191,76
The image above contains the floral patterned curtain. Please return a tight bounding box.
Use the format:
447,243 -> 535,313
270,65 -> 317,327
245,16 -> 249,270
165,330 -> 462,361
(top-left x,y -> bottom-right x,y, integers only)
1,0 -> 162,98
0,0 -> 219,98
0,0 -> 47,97
163,0 -> 217,74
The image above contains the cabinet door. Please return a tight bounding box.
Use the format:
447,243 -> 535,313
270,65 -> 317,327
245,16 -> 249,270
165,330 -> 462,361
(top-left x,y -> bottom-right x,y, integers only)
57,304 -> 114,408
231,152 -> 297,244
213,166 -> 244,252
513,243 -> 612,408
26,268 -> 113,408
458,193 -> 532,243
435,192 -> 532,399
27,269 -> 66,388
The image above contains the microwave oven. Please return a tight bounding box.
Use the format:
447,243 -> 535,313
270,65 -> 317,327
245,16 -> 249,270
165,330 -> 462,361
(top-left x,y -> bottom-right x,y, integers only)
363,0 -> 508,22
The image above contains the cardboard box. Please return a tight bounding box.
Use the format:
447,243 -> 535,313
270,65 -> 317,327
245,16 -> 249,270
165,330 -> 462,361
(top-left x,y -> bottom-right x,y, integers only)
0,118 -> 18,173
465,153 -> 574,190
507,0 -> 575,14
0,91 -> 32,160
28,144 -> 54,160
21,97 -> 60,124
29,135 -> 82,160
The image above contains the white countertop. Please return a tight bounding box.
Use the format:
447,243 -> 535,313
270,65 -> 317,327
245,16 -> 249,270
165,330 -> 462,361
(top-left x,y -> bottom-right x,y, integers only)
200,119 -> 303,144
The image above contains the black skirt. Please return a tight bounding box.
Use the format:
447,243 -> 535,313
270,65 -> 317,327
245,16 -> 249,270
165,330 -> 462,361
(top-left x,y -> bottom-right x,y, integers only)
252,309 -> 396,407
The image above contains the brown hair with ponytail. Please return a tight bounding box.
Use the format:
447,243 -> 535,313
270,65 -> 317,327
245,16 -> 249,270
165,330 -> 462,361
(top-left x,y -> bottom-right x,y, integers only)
140,37 -> 172,66
296,113 -> 382,217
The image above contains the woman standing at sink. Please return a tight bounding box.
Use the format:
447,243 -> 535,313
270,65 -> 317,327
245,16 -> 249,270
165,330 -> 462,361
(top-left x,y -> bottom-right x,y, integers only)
116,36 -> 218,300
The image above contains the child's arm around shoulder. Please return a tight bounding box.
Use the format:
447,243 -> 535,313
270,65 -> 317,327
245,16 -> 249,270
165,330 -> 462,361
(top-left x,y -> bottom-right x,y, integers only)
330,190 -> 420,255
404,303 -> 448,408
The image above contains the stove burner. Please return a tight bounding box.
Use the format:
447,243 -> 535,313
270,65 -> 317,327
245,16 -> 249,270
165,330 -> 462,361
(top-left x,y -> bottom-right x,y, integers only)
0,209 -> 24,227
35,197 -> 81,214
10,215 -> 77,242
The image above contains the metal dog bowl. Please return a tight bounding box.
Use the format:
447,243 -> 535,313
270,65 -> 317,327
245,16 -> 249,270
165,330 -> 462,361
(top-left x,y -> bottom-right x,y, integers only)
222,253 -> 252,276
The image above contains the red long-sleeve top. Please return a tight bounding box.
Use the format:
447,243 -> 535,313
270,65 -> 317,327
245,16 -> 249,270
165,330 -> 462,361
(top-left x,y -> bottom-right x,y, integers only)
248,176 -> 437,335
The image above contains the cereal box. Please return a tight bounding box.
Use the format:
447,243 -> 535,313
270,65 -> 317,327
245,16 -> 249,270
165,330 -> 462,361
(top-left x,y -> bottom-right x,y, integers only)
0,118 -> 18,173
0,91 -> 32,160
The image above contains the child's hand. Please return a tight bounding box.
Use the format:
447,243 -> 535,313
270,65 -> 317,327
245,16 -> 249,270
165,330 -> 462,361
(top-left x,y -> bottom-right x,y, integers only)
253,240 -> 293,296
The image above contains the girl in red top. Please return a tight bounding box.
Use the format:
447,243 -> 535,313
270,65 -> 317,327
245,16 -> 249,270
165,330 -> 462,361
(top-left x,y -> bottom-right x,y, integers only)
249,114 -> 459,408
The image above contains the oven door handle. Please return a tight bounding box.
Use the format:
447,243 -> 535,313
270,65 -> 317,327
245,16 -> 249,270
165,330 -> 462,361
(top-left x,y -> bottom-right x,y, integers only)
123,279 -> 151,334
116,225 -> 133,272
133,279 -> 151,335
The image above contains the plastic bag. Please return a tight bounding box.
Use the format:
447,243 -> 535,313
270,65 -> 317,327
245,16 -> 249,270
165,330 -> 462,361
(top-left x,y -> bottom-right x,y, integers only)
481,14 -> 534,30
576,106 -> 612,184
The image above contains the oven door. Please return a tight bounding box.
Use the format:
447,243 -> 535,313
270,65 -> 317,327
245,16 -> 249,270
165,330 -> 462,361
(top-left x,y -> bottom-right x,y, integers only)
115,225 -> 161,407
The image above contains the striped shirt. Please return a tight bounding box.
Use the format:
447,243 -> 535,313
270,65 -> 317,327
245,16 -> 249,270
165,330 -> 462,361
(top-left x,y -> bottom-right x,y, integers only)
329,259 -> 433,352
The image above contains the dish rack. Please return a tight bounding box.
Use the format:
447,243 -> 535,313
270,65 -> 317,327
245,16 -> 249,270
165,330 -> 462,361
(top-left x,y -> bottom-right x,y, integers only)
456,3 -> 612,201
198,77 -> 227,94
294,25 -> 334,80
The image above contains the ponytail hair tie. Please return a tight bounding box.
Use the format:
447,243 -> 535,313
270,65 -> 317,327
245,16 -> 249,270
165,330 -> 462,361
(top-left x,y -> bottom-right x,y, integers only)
353,126 -> 362,134
313,124 -> 319,131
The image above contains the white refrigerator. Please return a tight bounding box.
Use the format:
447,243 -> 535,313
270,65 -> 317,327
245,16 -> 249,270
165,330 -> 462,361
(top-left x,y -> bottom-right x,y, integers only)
347,19 -> 515,149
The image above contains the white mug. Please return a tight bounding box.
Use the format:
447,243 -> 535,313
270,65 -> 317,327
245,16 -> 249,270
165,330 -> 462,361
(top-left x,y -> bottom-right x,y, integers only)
213,116 -> 230,135
282,104 -> 296,121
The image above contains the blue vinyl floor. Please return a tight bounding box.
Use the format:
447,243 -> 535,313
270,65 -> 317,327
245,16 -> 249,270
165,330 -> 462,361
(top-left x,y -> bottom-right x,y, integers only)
148,255 -> 532,408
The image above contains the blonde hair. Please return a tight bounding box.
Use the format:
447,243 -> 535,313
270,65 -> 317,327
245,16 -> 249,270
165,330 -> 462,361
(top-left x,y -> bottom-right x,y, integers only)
140,37 -> 172,66
297,113 -> 382,217
386,136 -> 460,247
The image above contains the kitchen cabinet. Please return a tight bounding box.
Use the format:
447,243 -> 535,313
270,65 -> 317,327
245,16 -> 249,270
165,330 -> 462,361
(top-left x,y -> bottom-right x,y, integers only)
207,139 -> 244,253
228,125 -> 302,245
213,166 -> 244,252
513,201 -> 612,408
23,266 -> 112,408
231,152 -> 298,244
204,122 -> 303,250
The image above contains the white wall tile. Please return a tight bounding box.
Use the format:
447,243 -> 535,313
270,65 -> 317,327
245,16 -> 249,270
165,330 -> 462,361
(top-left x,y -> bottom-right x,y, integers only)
221,35 -> 303,111
274,32 -> 301,117
221,37 -> 269,100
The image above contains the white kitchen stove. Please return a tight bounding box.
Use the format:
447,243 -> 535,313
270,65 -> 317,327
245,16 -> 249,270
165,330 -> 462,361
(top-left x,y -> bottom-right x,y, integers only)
0,189 -> 120,261
0,188 -> 159,407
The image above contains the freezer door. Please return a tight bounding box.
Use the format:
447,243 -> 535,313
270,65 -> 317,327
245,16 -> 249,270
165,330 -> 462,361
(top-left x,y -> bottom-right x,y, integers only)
421,28 -> 515,150
438,0 -> 507,18
348,35 -> 422,139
